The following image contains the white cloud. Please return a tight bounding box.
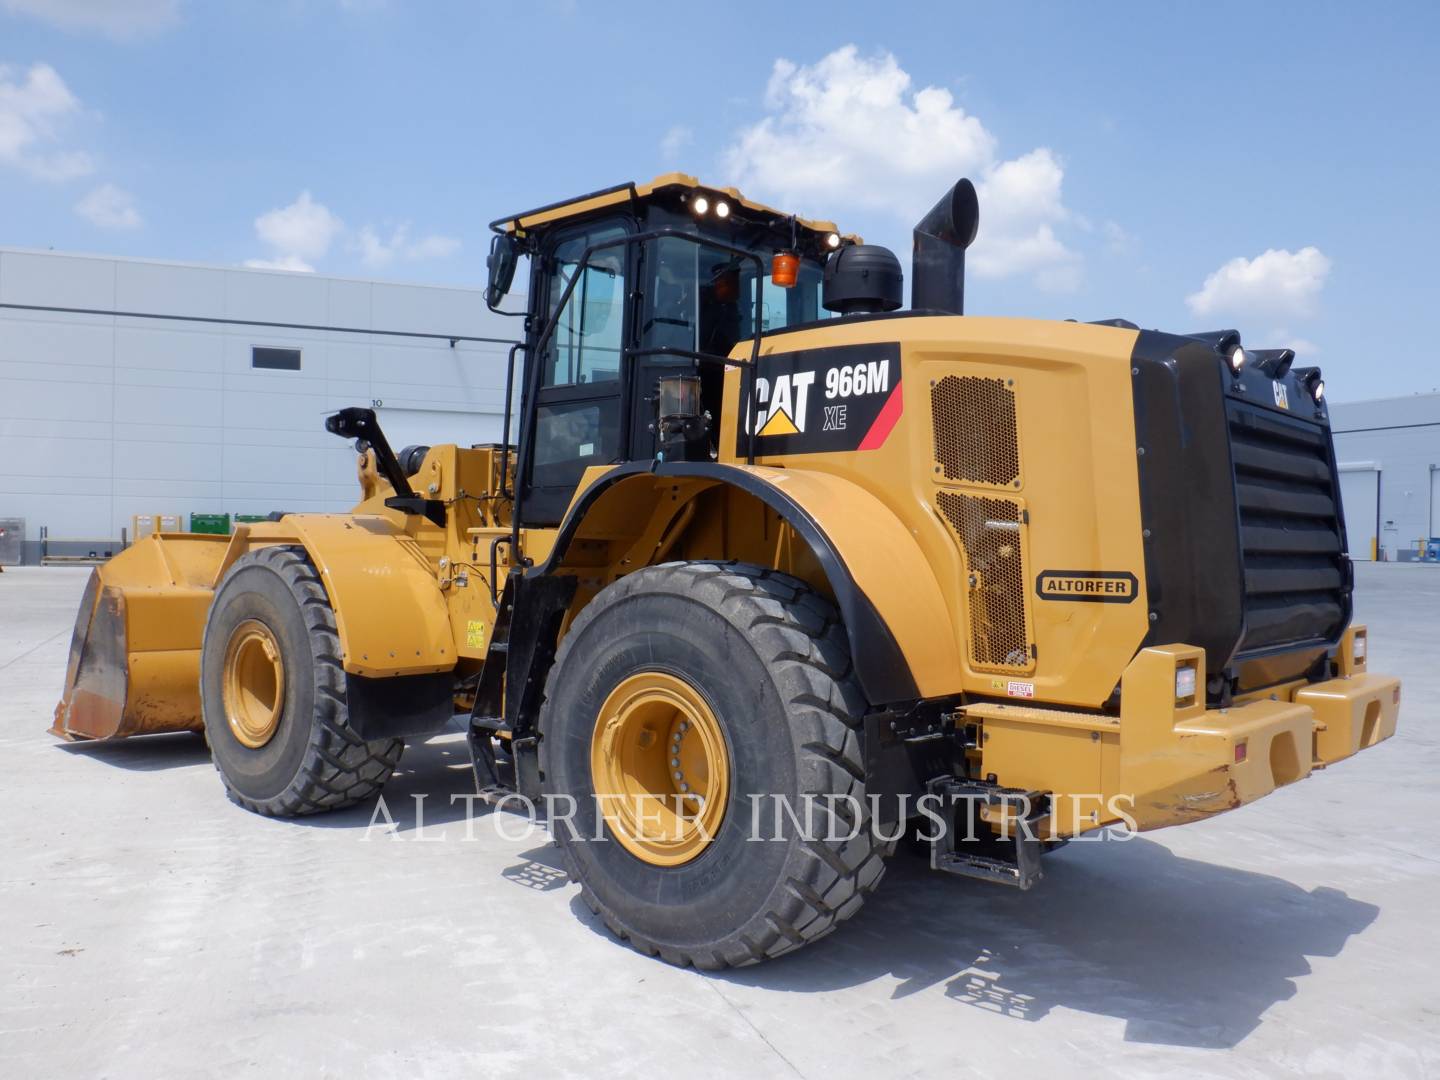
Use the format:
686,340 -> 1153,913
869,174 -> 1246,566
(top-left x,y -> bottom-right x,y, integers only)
1260,328 -> 1321,358
355,224 -> 460,269
1101,220 -> 1136,257
75,182 -> 141,228
247,194 -> 459,273
723,46 -> 1080,290
660,124 -> 692,162
244,254 -> 315,273
1186,247 -> 1331,322
1,0 -> 180,39
251,190 -> 343,269
405,233 -> 460,261
970,149 -> 1077,285
0,62 -> 93,181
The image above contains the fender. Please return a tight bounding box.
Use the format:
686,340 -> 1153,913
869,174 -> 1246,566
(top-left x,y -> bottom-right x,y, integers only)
274,515 -> 458,739
534,461 -> 963,705
276,514 -> 456,678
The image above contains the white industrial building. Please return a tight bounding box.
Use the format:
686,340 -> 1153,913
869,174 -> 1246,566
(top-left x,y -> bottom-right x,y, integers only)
1331,392 -> 1440,562
0,247 -> 520,564
3,247 -> 1435,569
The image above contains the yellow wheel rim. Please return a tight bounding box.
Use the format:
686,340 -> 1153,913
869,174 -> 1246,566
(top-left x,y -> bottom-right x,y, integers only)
590,671 -> 730,867
222,620 -> 286,749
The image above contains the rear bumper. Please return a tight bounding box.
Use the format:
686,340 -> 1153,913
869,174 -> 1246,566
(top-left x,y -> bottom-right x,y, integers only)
1133,670 -> 1399,827
1298,673 -> 1400,767
972,628 -> 1399,835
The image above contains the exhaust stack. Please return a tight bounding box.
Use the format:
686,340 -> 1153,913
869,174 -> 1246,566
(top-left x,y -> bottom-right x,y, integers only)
912,178 -> 980,315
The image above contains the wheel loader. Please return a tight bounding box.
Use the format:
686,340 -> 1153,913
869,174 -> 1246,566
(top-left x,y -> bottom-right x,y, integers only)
53,173 -> 1400,968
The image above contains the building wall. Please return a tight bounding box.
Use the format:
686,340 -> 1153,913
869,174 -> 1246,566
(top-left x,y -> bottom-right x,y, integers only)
1330,392 -> 1440,561
0,247 -> 521,563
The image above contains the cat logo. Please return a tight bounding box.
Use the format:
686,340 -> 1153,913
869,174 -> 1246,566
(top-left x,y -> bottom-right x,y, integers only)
737,342 -> 902,456
1273,381 -> 1290,410
753,371 -> 816,436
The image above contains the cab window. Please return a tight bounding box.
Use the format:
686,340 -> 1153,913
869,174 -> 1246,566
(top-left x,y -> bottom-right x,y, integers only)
541,223 -> 628,387
739,260 -> 826,338
639,236 -> 828,360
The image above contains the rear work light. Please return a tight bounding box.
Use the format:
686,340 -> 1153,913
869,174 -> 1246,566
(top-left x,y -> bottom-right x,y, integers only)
1175,664 -> 1197,702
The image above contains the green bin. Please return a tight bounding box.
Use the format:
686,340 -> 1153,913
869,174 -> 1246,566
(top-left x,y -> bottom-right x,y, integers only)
189,513 -> 231,535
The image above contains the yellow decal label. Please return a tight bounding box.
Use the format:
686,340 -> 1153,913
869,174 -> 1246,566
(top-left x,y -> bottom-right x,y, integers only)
1035,570 -> 1138,604
465,620 -> 487,648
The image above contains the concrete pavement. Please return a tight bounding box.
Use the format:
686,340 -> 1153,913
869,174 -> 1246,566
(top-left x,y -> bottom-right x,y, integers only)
2,564 -> 1437,1078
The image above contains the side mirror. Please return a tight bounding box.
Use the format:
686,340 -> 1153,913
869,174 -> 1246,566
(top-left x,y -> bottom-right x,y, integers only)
486,233 -> 520,309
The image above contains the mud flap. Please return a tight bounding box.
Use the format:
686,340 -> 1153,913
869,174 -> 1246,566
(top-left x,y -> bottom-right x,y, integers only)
345,671 -> 456,741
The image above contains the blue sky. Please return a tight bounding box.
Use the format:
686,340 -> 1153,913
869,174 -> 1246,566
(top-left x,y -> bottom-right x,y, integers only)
2,0 -> 1437,399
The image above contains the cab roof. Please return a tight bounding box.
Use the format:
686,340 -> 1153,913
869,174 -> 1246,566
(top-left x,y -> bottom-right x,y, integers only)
489,172 -> 844,238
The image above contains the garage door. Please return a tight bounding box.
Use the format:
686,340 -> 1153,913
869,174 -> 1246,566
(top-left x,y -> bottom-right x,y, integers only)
1339,468 -> 1379,561
1431,467 -> 1440,539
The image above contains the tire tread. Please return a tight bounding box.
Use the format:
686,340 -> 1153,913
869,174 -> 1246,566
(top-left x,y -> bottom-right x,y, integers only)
542,559 -> 889,968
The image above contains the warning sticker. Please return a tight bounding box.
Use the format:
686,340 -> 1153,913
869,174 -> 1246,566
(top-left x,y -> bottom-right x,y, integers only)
465,620 -> 487,649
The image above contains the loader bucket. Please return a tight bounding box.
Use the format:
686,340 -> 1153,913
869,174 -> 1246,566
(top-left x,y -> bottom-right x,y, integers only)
51,533 -> 234,741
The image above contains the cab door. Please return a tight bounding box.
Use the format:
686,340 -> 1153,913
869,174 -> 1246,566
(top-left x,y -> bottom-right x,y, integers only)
521,219 -> 631,526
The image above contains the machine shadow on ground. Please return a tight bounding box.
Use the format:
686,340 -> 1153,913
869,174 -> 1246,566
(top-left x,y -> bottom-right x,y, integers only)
706,839 -> 1379,1051
56,721 -> 1382,1052
54,724 -> 479,830
56,730 -> 211,771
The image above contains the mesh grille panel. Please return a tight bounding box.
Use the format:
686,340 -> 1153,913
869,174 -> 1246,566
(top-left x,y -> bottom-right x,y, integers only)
931,375 -> 1020,486
937,491 -> 1032,670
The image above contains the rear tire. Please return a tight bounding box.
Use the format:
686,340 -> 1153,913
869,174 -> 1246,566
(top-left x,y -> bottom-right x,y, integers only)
200,545 -> 403,816
539,561 -> 889,968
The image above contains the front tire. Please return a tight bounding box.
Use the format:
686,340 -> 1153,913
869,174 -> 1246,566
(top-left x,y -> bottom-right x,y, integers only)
539,561 -> 888,968
200,545 -> 403,816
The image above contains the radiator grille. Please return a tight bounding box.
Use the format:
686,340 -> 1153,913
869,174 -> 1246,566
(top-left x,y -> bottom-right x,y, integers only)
1227,402 -> 1348,654
936,491 -> 1032,670
931,375 -> 1020,486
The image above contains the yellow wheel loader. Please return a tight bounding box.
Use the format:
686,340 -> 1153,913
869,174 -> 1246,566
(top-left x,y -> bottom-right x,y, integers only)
53,173 -> 1400,968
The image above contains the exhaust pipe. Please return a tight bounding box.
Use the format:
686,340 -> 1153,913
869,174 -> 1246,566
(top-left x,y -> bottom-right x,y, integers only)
912,178 -> 980,315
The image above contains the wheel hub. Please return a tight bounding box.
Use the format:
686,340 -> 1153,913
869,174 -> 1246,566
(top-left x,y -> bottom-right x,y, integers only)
222,619 -> 286,749
590,671 -> 730,866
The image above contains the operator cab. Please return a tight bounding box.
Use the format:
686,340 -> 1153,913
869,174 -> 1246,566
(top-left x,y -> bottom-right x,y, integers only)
486,174 -> 850,526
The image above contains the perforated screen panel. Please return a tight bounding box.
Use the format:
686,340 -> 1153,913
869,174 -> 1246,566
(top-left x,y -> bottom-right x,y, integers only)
930,375 -> 1020,487
936,491 -> 1032,670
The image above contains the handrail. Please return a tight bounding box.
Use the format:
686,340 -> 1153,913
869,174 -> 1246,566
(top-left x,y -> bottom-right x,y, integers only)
498,342 -> 522,502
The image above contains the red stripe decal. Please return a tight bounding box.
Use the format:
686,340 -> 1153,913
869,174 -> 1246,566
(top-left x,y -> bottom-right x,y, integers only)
857,382 -> 903,450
